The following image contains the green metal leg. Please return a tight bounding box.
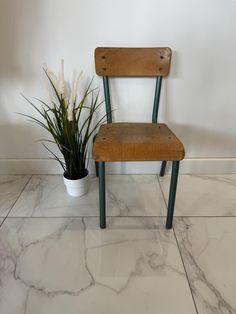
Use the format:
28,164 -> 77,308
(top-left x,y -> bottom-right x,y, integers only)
166,161 -> 180,229
95,161 -> 98,177
160,161 -> 167,177
93,135 -> 98,177
98,161 -> 106,229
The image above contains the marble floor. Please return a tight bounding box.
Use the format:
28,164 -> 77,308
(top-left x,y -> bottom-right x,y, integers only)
0,174 -> 236,314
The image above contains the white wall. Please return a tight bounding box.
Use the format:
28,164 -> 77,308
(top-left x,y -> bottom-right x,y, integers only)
0,0 -> 236,174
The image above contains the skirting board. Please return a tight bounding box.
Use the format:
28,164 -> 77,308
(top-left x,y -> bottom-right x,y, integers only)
0,158 -> 236,174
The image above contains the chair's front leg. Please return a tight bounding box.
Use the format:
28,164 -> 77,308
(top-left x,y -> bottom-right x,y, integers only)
166,161 -> 180,229
98,161 -> 106,229
160,161 -> 167,177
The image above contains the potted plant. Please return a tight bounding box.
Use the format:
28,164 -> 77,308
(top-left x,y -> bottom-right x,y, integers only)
21,60 -> 105,196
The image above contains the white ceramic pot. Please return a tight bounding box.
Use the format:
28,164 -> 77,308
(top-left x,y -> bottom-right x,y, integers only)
63,174 -> 89,197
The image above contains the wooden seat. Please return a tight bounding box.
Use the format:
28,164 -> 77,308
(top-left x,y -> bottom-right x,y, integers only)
93,123 -> 184,161
93,47 -> 184,230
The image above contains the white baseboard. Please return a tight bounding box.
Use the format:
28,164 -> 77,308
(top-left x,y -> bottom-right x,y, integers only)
0,158 -> 236,174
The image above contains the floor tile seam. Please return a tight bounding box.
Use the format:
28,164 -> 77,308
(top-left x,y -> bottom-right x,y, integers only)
0,216 -> 7,228
155,174 -> 168,211
4,175 -> 33,219
157,174 -> 168,210
5,215 -> 236,219
173,225 -> 199,314
175,215 -> 236,218
5,215 -> 175,218
156,176 -> 198,312
4,215 -> 168,219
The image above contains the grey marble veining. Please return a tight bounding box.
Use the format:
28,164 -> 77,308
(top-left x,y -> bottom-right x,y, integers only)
159,174 -> 236,216
0,217 -> 196,314
0,175 -> 31,217
175,217 -> 236,314
2,173 -> 236,313
9,175 -> 167,217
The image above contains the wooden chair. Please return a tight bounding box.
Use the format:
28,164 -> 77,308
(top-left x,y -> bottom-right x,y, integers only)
92,47 -> 184,229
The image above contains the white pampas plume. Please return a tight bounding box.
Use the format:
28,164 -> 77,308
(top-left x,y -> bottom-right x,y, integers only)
67,102 -> 73,122
43,77 -> 54,109
45,66 -> 58,90
42,65 -> 55,109
67,91 -> 74,121
67,71 -> 81,121
58,59 -> 65,98
71,71 -> 80,105
67,76 -> 75,122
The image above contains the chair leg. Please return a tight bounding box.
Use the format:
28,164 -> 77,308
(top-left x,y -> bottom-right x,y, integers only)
93,135 -> 99,177
166,161 -> 180,229
95,161 -> 98,177
160,161 -> 167,177
98,161 -> 106,229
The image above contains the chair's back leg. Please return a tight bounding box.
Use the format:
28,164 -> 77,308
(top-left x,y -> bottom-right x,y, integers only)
166,161 -> 180,229
95,161 -> 98,177
160,161 -> 167,177
103,76 -> 112,123
93,135 -> 99,177
98,161 -> 106,228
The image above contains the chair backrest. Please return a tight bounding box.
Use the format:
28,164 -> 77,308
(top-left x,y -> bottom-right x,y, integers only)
94,47 -> 172,122
95,47 -> 171,76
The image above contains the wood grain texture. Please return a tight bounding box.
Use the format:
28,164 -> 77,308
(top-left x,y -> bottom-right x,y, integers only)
95,47 -> 171,77
92,123 -> 184,162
